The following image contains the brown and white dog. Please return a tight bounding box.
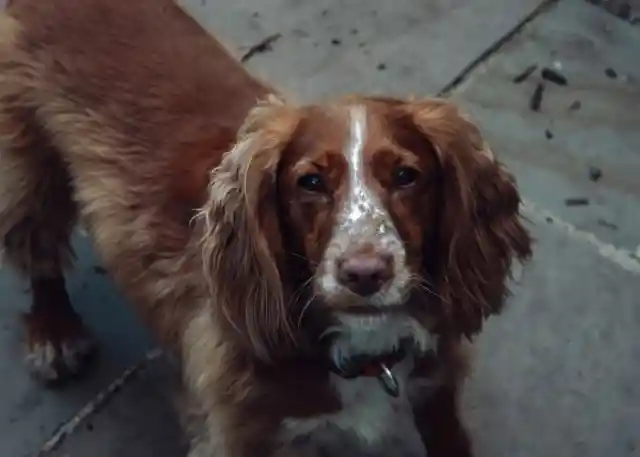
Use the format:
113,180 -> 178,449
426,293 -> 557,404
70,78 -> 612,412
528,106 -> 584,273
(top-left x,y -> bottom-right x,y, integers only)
0,0 -> 532,456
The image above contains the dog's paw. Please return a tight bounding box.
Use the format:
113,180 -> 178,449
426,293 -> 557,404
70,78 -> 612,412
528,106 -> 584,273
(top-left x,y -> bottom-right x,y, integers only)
23,311 -> 97,385
24,335 -> 96,383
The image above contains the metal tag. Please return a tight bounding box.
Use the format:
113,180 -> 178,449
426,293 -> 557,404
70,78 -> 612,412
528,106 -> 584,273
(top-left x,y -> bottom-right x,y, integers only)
376,362 -> 400,397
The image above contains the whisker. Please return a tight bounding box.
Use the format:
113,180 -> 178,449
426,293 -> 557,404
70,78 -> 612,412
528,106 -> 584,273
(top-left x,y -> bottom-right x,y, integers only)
297,294 -> 317,328
286,251 -> 319,268
292,275 -> 315,299
319,326 -> 342,342
411,274 -> 448,303
287,275 -> 316,328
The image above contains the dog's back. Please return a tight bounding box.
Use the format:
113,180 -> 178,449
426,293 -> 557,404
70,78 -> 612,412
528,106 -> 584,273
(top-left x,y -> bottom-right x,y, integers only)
0,0 -> 268,224
0,0 -> 270,380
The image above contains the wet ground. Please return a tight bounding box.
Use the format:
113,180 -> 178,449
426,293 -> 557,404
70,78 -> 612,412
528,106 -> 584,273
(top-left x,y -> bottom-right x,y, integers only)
0,1 -> 638,456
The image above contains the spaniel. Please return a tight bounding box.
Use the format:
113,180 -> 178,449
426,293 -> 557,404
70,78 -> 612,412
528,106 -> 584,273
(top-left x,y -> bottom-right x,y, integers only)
0,0 -> 532,456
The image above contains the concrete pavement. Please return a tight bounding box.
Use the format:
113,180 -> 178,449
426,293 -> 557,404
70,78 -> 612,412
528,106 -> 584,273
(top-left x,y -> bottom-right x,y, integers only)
1,1 -> 639,456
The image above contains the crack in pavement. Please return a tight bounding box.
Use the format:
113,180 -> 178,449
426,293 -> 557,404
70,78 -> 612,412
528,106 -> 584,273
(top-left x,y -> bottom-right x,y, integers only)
35,350 -> 164,457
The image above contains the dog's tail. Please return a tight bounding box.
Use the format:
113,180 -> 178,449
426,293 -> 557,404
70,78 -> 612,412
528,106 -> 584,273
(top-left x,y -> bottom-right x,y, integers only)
0,13 -> 77,277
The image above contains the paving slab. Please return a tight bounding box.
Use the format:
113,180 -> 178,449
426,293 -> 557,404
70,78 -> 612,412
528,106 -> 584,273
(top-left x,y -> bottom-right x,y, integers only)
449,0 -> 640,252
451,2 -> 640,456
464,216 -> 640,457
180,0 -> 549,100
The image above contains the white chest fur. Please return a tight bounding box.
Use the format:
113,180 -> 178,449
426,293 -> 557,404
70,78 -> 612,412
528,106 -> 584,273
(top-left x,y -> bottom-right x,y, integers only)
282,357 -> 416,444
280,313 -> 439,454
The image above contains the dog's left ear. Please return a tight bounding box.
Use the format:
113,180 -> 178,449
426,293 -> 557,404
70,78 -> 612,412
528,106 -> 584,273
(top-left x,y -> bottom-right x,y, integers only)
402,98 -> 533,337
198,96 -> 301,362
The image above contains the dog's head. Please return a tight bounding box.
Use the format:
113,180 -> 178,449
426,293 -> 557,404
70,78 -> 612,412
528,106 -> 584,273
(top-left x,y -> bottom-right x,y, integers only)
199,96 -> 532,362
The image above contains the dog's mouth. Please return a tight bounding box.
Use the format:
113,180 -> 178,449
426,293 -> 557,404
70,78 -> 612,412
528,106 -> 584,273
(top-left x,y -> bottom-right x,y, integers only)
324,329 -> 430,398
311,304 -> 438,397
332,303 -> 407,315
316,284 -> 413,311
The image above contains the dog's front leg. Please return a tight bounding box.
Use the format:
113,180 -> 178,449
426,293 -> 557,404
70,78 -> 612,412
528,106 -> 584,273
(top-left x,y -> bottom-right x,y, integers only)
188,443 -> 313,457
410,337 -> 474,457
271,446 -> 323,457
186,413 -> 315,457
411,382 -> 473,457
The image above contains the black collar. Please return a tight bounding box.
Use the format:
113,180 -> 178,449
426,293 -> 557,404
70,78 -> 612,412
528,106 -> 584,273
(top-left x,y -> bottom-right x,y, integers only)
327,344 -> 411,398
328,346 -> 408,379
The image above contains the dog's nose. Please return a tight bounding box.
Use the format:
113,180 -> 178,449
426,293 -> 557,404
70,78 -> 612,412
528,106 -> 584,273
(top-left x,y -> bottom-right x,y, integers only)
337,253 -> 393,296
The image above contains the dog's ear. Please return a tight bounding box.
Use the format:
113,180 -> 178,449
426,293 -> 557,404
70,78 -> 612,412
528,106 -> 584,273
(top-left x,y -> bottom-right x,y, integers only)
199,96 -> 301,362
402,98 -> 532,336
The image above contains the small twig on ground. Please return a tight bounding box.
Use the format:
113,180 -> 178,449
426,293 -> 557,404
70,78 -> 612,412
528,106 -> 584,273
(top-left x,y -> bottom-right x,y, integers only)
541,67 -> 568,85
512,64 -> 538,83
529,82 -> 545,111
240,33 -> 282,63
565,197 -> 590,207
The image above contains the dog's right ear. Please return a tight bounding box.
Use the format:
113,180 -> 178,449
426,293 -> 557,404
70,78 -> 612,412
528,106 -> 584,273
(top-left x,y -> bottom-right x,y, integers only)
399,98 -> 533,337
198,96 -> 301,362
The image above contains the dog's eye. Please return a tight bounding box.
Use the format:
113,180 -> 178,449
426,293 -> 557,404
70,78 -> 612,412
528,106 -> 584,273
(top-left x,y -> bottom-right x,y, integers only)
297,173 -> 326,193
391,166 -> 420,188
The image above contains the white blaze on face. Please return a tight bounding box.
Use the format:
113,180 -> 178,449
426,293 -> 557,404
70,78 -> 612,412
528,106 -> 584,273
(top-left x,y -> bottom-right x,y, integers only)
318,105 -> 409,306
342,106 -> 391,236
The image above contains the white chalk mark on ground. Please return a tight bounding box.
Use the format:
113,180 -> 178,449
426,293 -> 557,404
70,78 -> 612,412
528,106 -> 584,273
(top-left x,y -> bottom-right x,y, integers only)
521,198 -> 640,275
